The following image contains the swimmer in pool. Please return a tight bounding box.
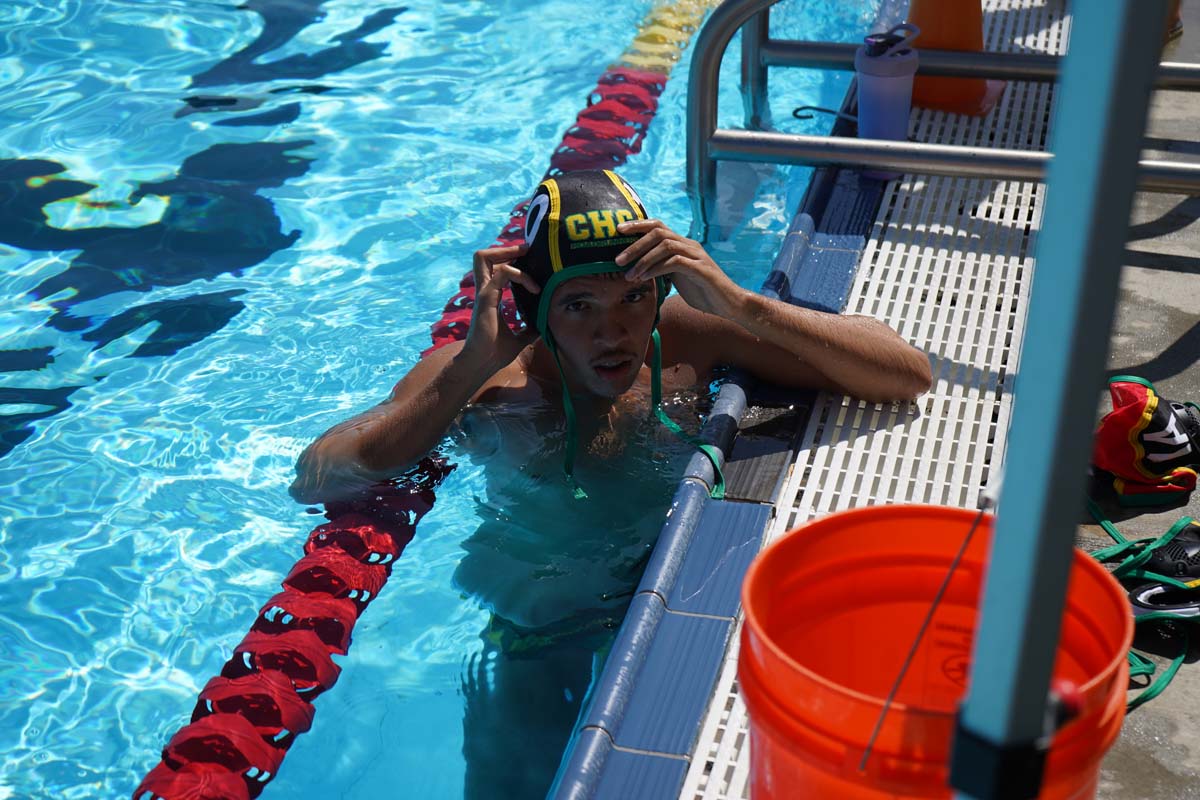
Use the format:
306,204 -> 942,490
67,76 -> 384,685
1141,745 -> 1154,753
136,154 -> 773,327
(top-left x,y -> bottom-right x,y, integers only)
289,170 -> 932,798
290,169 -> 931,505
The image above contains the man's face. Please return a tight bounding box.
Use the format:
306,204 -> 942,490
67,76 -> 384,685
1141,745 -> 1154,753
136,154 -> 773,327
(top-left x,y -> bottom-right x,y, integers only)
545,273 -> 658,399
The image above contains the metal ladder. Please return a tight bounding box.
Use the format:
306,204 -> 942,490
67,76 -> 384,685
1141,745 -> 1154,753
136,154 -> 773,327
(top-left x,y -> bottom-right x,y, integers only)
686,0 -> 1200,241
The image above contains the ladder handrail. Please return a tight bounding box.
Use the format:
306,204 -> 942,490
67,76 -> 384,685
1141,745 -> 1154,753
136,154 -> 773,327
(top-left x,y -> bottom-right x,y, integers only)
686,0 -> 1200,241
686,0 -> 777,241
758,39 -> 1200,88
708,129 -> 1200,195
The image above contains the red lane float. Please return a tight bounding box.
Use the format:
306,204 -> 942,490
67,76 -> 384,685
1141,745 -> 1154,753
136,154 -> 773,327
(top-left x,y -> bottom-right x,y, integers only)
251,591 -> 359,655
194,671 -> 317,744
136,54 -> 679,800
135,474 -> 442,799
138,763 -> 251,800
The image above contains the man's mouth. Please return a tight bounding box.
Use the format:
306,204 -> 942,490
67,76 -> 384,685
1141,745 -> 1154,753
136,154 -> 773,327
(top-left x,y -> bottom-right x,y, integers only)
591,354 -> 636,381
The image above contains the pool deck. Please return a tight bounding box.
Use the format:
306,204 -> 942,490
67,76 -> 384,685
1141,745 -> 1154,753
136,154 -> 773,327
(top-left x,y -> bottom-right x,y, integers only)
1077,1 -> 1200,796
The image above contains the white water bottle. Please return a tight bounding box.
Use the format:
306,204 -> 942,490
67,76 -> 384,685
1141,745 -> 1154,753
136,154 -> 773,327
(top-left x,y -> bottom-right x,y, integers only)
855,24 -> 920,144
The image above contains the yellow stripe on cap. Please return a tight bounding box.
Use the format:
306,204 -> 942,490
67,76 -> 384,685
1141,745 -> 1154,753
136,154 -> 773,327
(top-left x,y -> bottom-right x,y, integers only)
1128,390 -> 1161,481
603,170 -> 646,220
544,178 -> 564,273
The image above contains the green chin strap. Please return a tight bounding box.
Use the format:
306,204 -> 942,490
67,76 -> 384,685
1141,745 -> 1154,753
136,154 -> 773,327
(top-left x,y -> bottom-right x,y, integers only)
648,328 -> 726,501
535,264 -> 726,500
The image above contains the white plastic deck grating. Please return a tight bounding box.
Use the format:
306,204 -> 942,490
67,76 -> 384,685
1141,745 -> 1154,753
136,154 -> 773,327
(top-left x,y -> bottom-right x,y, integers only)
682,1 -> 1070,797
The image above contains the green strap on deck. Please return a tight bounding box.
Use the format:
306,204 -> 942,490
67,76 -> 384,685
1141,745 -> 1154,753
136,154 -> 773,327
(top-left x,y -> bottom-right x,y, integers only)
1086,498 -> 1196,711
1125,624 -> 1189,712
1086,500 -> 1197,589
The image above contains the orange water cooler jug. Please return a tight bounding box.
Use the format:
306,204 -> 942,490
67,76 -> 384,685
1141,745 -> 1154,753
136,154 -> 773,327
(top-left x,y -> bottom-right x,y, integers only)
907,0 -> 1005,116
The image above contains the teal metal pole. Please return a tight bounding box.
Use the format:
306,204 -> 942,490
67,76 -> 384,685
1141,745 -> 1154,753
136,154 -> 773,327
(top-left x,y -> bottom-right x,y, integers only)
951,2 -> 1170,798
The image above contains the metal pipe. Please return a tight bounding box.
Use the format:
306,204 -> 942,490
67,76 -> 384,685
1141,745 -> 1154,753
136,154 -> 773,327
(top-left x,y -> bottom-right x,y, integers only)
687,0 -> 779,241
761,40 -> 1060,81
1137,159 -> 1200,193
741,9 -> 772,129
707,129 -> 1200,194
952,2 -> 1171,797
1158,62 -> 1200,89
709,129 -> 1048,180
759,39 -> 1200,89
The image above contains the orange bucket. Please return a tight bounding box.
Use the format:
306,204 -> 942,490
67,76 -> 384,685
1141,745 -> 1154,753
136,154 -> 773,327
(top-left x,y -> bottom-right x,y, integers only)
739,505 -> 1132,799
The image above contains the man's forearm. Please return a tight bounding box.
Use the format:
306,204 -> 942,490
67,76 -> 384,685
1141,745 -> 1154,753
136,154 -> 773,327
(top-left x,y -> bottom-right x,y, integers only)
358,347 -> 496,471
732,291 -> 932,401
290,346 -> 498,504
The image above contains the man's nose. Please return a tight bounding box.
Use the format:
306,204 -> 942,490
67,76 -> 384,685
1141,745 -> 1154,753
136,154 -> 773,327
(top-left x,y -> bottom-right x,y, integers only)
592,311 -> 628,348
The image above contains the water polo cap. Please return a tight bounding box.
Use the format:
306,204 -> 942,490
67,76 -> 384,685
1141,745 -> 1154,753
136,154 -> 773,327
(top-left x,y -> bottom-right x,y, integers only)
509,170 -> 723,500
511,169 -> 668,333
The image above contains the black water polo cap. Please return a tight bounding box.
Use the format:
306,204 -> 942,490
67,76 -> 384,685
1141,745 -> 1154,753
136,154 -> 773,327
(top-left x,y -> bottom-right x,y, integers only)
511,169 -> 669,335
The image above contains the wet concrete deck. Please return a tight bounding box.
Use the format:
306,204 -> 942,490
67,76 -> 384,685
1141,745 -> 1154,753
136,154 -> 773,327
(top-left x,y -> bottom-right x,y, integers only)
1076,2 -> 1200,796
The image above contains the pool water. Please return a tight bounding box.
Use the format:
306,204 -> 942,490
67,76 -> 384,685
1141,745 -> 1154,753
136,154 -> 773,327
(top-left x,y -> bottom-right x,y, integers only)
0,0 -> 877,797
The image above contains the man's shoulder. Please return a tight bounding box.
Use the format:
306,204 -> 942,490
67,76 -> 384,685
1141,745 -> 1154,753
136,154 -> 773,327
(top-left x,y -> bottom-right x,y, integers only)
656,296 -> 728,373
658,295 -> 730,335
472,347 -> 546,405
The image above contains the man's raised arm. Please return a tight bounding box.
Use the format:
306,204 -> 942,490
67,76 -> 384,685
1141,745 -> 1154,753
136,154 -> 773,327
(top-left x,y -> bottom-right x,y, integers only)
713,293 -> 932,403
616,219 -> 932,404
289,246 -> 538,504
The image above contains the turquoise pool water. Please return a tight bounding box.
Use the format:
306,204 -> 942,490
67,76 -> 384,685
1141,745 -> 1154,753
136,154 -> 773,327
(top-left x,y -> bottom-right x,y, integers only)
0,0 -> 876,797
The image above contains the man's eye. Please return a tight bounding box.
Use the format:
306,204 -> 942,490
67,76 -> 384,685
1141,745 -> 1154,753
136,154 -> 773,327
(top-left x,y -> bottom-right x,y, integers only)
565,301 -> 587,313
624,291 -> 647,303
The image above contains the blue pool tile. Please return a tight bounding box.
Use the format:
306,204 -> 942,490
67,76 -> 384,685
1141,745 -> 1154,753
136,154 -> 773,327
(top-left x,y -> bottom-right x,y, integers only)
762,213 -> 814,303
666,500 -> 770,618
761,267 -> 794,303
609,609 -> 732,756
811,231 -> 864,252
818,169 -> 886,234
593,748 -> 689,800
789,245 -> 859,313
786,209 -> 816,243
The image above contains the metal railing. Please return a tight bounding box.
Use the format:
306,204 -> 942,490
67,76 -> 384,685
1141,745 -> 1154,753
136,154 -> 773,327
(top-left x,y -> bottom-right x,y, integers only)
686,0 -> 1200,241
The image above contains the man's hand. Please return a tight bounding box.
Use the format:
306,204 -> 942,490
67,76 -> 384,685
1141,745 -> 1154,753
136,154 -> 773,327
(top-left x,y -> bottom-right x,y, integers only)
292,247 -> 540,502
463,245 -> 540,366
614,219 -> 746,319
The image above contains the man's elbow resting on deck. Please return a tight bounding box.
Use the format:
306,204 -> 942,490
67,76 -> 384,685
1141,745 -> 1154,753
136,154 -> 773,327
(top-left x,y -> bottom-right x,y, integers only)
878,341 -> 934,404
